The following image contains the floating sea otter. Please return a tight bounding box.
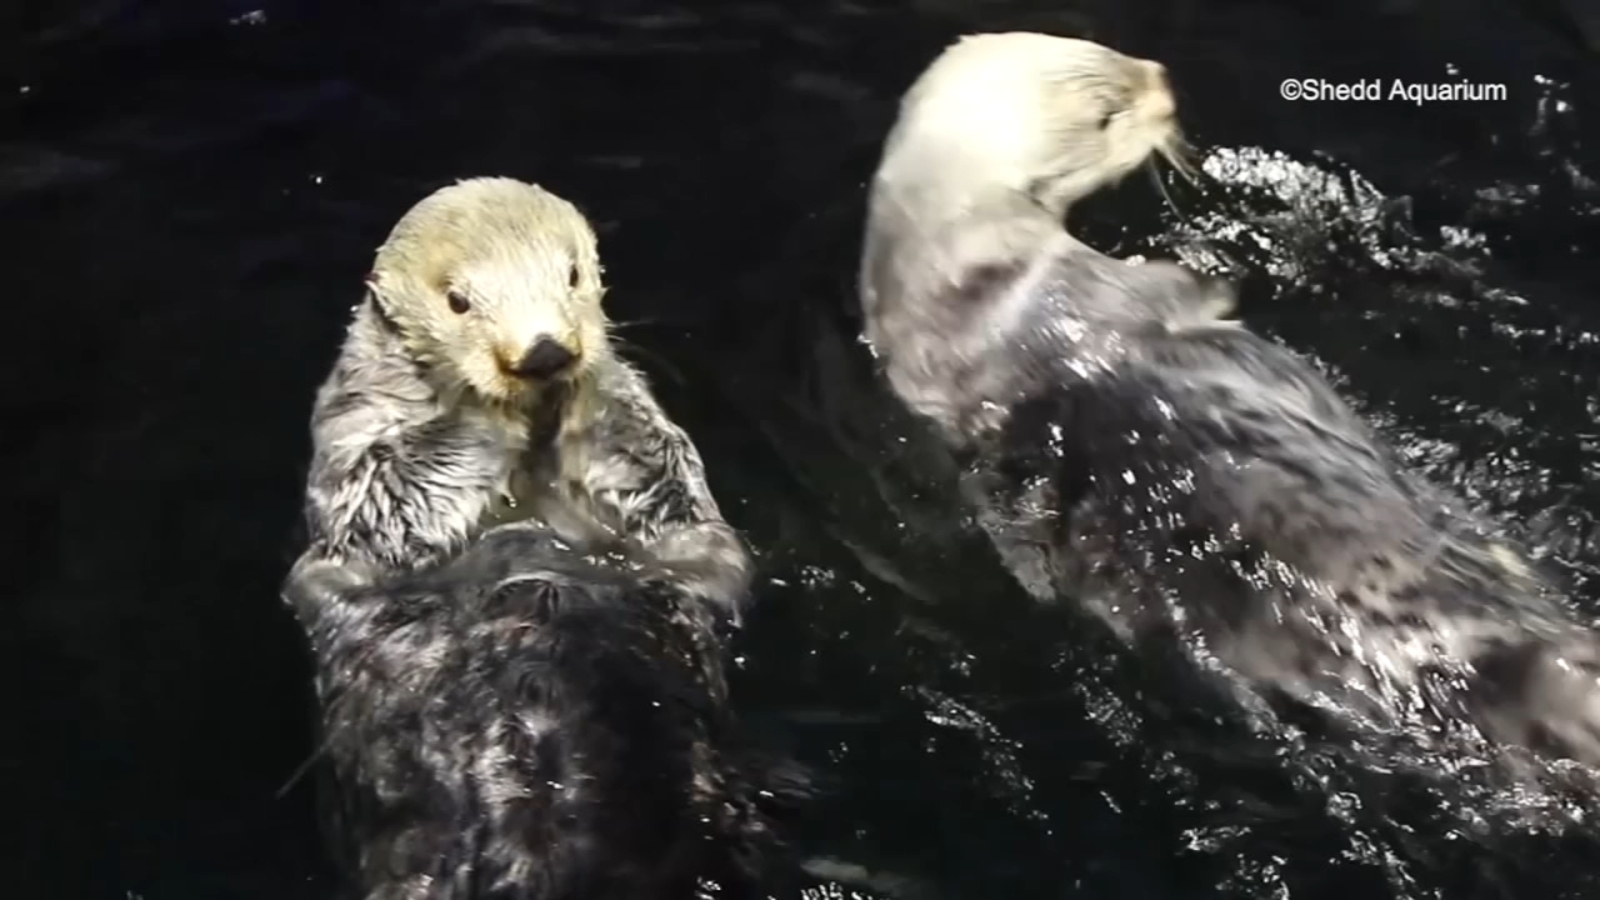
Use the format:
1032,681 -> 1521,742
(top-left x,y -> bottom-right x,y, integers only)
279,178 -> 798,898
857,31 -> 1600,767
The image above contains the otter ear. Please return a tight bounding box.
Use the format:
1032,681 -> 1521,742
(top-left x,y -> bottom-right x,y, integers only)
362,274 -> 406,333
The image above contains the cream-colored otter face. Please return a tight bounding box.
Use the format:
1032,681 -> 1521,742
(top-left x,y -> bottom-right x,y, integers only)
367,176 -> 608,405
882,32 -> 1185,218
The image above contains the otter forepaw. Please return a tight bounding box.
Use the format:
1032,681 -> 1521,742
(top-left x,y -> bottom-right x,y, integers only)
648,522 -> 756,622
281,554 -> 376,622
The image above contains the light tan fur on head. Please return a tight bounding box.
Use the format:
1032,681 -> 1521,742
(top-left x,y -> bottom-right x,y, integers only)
878,32 -> 1185,222
367,176 -> 610,407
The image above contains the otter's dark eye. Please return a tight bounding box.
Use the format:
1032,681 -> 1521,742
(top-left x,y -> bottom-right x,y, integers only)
1098,112 -> 1116,130
447,290 -> 471,314
567,262 -> 580,289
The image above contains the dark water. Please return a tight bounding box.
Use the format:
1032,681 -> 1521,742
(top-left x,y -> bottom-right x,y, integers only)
9,1 -> 1600,898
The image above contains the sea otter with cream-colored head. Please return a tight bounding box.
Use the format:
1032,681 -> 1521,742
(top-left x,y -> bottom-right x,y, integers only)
859,32 -> 1600,769
296,177 -> 749,614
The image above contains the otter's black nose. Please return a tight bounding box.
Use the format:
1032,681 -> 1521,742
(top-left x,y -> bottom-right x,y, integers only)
512,337 -> 576,379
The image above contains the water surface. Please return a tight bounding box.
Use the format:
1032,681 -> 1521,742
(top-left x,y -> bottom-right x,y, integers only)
8,2 -> 1600,898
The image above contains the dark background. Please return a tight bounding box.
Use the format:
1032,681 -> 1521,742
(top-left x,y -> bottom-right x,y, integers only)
7,1 -> 1600,898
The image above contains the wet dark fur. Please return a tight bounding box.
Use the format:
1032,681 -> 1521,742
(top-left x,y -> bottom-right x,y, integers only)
282,524 -> 806,900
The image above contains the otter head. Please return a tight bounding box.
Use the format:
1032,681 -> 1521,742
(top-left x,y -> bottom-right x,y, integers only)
879,32 -> 1185,221
365,177 -> 609,406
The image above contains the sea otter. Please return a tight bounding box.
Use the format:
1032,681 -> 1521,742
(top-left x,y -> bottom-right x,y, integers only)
283,523 -> 806,900
857,32 -> 1600,767
296,177 -> 749,615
